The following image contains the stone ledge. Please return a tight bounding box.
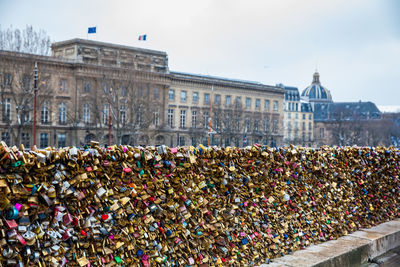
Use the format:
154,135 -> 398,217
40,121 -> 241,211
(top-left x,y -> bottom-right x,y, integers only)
261,219 -> 400,267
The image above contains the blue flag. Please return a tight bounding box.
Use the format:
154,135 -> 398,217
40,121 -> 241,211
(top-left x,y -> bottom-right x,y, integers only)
88,27 -> 96,34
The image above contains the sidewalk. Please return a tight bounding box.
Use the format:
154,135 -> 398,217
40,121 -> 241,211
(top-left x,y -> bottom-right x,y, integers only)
261,219 -> 400,267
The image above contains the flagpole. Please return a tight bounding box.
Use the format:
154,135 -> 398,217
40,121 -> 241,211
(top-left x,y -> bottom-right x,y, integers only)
208,85 -> 213,146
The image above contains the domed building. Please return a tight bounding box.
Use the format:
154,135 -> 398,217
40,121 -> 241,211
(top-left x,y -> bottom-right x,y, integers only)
301,71 -> 333,106
300,71 -> 381,147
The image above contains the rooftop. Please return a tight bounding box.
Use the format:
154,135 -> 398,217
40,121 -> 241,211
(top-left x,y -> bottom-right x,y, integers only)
51,38 -> 167,56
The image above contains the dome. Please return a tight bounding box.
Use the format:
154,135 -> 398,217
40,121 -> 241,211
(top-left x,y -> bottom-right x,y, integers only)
301,71 -> 332,102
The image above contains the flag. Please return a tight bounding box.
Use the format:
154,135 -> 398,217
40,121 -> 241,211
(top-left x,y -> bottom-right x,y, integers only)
138,34 -> 147,41
243,133 -> 247,145
88,27 -> 96,34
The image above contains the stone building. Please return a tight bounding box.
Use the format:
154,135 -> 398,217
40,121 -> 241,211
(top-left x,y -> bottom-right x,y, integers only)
278,84 -> 313,146
300,71 -> 382,146
0,38 -> 284,148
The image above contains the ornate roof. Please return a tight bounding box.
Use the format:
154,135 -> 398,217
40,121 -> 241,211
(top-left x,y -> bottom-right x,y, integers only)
301,71 -> 333,102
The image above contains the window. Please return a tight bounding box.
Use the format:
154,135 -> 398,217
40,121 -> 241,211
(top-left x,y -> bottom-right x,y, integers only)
235,97 -> 241,107
154,111 -> 159,126
191,137 -> 197,146
308,132 -> 312,141
273,100 -> 278,111
254,120 -> 259,132
168,109 -> 174,127
59,102 -> 66,124
214,118 -> 220,130
136,106 -> 142,126
225,95 -> 231,106
288,113 -> 291,119
204,93 -> 210,104
181,91 -> 187,102
153,87 -> 159,99
169,90 -> 175,101
180,110 -> 186,128
224,114 -> 230,130
246,97 -> 251,108
120,86 -> 127,97
295,113 -> 299,119
3,98 -> 11,122
21,132 -> 30,148
41,101 -> 49,123
192,111 -> 197,128
40,133 -> 48,148
309,122 -> 312,130
245,117 -> 251,132
84,82 -> 91,93
59,79 -> 66,91
215,94 -> 221,105
303,114 -> 306,120
295,121 -> 299,130
320,128 -> 324,138
235,118 -> 240,131
203,111 -> 209,128
3,73 -> 12,87
58,133 -> 66,148
83,103 -> 90,123
23,75 -> 30,90
120,105 -> 126,124
224,138 -> 230,147
255,99 -> 260,108
1,132 -> 10,145
24,109 -> 31,123
179,136 -> 185,146
295,103 -> 298,111
309,114 -> 312,120
302,132 -> 306,141
288,122 -> 292,130
302,122 -> 305,130
265,100 -> 270,110
103,104 -> 109,125
273,119 -> 278,133
193,92 -> 199,102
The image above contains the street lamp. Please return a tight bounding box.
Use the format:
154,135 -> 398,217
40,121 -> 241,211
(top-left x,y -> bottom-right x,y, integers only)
33,62 -> 38,147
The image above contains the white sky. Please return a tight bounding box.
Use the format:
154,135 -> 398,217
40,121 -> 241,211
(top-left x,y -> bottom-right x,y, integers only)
1,0 -> 399,106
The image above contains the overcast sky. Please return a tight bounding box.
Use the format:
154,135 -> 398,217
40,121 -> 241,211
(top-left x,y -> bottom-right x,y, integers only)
1,0 -> 399,106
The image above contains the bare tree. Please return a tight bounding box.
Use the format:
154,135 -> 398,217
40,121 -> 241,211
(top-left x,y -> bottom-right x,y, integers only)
0,25 -> 51,56
0,58 -> 52,146
97,68 -> 159,145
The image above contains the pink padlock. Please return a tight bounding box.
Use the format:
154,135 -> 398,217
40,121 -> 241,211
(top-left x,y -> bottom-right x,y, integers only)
62,230 -> 72,240
63,213 -> 73,225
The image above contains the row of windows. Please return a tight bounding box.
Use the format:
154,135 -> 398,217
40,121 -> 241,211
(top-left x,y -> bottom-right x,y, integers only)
2,73 -> 67,92
287,121 -> 313,131
287,132 -> 313,141
167,109 -> 279,132
1,132 -> 66,148
287,113 -> 313,120
177,136 -> 275,147
169,90 -> 279,111
1,99 -> 68,124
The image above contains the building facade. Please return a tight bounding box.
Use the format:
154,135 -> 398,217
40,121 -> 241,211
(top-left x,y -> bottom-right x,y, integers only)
300,71 -> 382,147
279,84 -> 313,146
0,38 -> 284,148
